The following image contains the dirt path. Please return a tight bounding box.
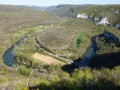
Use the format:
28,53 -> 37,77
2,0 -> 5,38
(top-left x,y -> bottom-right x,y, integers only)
32,53 -> 65,65
52,35 -> 75,50
52,30 -> 97,50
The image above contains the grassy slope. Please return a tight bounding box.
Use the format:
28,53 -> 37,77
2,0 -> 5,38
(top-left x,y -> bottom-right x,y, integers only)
15,18 -> 101,61
13,5 -> 120,61
0,5 -> 63,56
89,27 -> 120,68
38,18 -> 100,58
80,5 -> 120,25
47,4 -> 94,18
14,5 -> 120,89
75,4 -> 120,69
1,4 -> 120,89
13,4 -> 120,56
0,5 -> 65,88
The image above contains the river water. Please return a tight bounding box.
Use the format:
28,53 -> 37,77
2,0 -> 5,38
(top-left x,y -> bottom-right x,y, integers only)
79,36 -> 96,66
62,36 -> 96,73
3,36 -> 26,67
3,36 -> 96,69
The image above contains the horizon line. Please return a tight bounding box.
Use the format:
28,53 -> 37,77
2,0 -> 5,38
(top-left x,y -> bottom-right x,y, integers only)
0,3 -> 120,7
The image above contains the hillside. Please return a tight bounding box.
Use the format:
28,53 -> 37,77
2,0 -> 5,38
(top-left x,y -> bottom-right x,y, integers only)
89,29 -> 120,68
46,4 -> 94,18
80,5 -> 120,26
0,5 -> 64,56
0,5 -> 66,89
14,18 -> 100,65
1,4 -> 120,90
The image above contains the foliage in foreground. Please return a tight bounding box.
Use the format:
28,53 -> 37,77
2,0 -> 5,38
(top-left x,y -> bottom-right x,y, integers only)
15,64 -> 120,90
26,66 -> 120,90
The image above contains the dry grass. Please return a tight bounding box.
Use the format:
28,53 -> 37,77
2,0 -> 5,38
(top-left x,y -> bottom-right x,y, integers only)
35,18 -> 100,59
32,53 -> 65,65
0,5 -> 63,57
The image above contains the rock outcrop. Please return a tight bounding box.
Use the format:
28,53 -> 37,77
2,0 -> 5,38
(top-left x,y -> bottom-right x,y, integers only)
114,10 -> 119,13
96,17 -> 110,26
115,23 -> 120,29
77,13 -> 88,19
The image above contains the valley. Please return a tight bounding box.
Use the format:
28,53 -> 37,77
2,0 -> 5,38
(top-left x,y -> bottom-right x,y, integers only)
0,4 -> 120,90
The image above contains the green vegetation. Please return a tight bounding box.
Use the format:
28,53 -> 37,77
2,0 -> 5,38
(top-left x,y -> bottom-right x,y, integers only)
15,83 -> 28,90
32,18 -> 100,60
18,65 -> 33,76
0,4 -> 120,90
89,29 -> 120,68
80,5 -> 120,26
28,66 -> 120,90
0,78 -> 9,83
0,4 -> 63,57
1,62 -> 120,89
0,4 -> 64,89
14,18 -> 100,66
76,33 -> 84,47
47,4 -> 94,18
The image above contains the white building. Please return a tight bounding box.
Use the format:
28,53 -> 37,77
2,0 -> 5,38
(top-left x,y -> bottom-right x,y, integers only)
77,14 -> 88,19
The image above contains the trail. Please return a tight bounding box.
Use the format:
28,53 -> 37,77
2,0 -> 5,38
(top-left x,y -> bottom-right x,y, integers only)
35,38 -> 73,64
52,30 -> 97,50
52,35 -> 75,50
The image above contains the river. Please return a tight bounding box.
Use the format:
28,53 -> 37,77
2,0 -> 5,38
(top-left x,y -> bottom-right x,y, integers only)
3,36 -> 26,67
62,36 -> 96,73
3,35 -> 96,69
78,36 -> 96,66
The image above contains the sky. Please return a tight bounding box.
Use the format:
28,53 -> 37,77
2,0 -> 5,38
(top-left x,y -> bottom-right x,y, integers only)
0,0 -> 120,6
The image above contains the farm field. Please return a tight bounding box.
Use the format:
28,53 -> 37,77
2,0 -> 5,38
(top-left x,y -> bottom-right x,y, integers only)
32,53 -> 65,65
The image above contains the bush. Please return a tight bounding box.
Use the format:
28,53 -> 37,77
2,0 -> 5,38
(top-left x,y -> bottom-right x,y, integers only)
38,79 -> 52,90
15,83 -> 28,90
0,78 -> 9,83
18,65 -> 32,76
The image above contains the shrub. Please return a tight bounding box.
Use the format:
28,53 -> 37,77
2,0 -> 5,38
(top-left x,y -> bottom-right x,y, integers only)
15,83 -> 28,90
18,65 -> 32,76
0,78 -> 9,83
